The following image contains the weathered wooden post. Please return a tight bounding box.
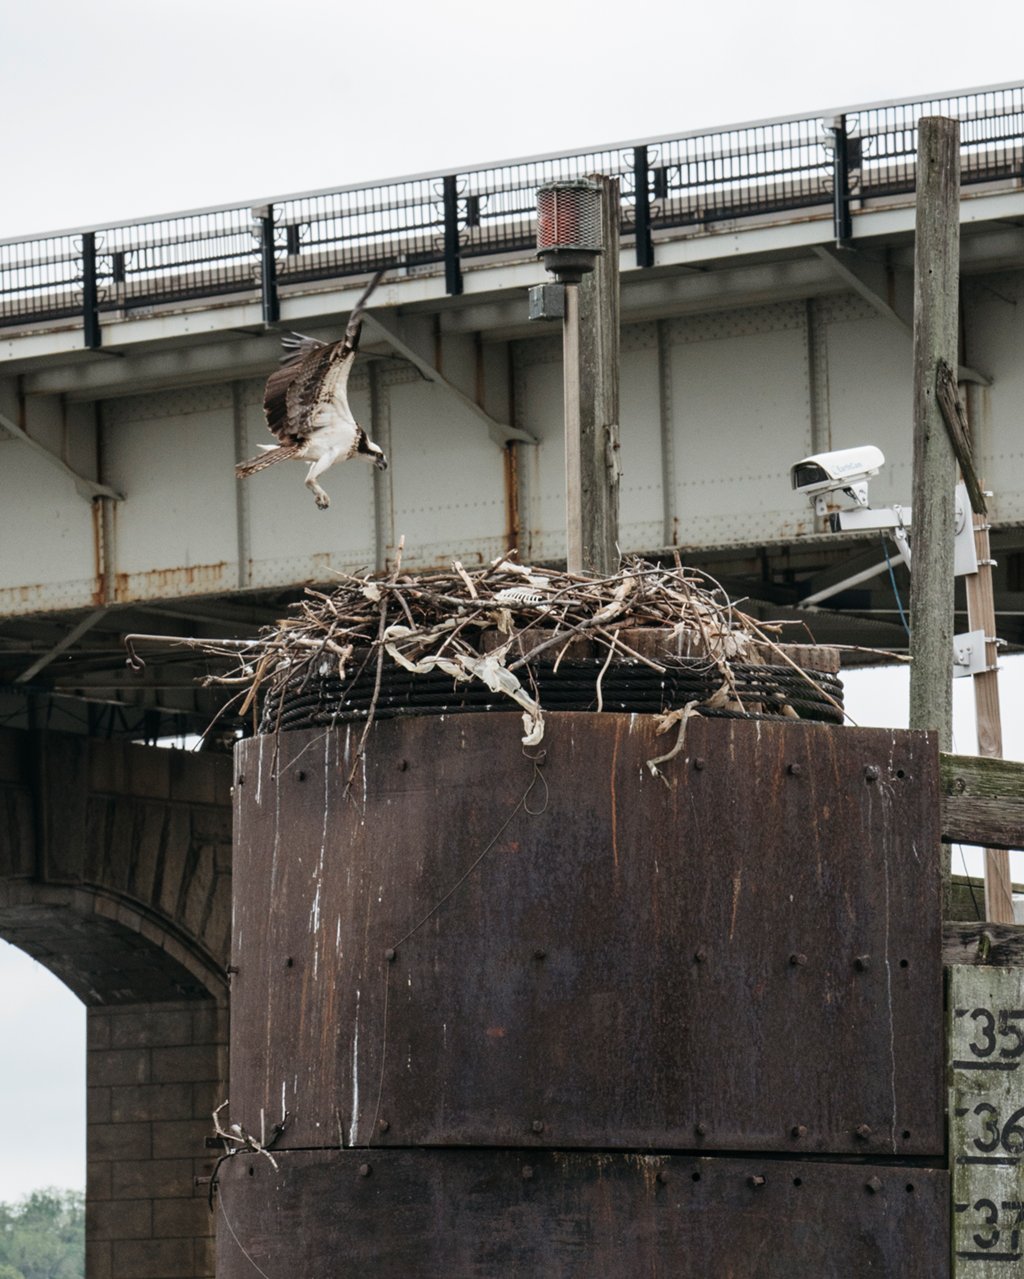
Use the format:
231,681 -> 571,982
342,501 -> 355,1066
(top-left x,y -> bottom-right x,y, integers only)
575,174 -> 621,575
965,510 -> 1015,922
908,116 -> 960,751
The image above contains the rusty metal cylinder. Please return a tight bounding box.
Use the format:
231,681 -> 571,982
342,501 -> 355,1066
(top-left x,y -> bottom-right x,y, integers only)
218,712 -> 947,1276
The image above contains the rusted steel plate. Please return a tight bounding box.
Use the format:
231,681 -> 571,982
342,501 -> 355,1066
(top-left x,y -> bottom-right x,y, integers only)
217,1149 -> 949,1279
231,713 -> 943,1156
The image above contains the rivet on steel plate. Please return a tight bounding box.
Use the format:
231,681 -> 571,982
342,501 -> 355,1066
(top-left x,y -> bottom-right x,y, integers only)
865,1176 -> 883,1194
522,1165 -> 535,1180
378,1119 -> 390,1134
358,1164 -> 372,1178
789,952 -> 807,967
747,1175 -> 767,1188
855,1124 -> 872,1140
854,954 -> 870,971
694,1123 -> 707,1137
531,1120 -> 545,1134
693,948 -> 707,964
656,1170 -> 670,1185
384,948 -> 396,963
864,765 -> 879,782
787,763 -> 803,777
693,757 -> 706,771
790,1125 -> 807,1139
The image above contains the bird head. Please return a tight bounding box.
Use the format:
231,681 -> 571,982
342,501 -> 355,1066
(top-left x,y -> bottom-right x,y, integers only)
356,429 -> 388,470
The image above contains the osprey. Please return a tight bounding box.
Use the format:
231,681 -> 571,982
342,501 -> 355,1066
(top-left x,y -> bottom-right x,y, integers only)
235,269 -> 388,509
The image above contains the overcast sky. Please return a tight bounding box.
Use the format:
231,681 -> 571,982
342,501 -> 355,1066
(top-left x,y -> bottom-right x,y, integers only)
1,0 -> 1022,1204
1,0 -> 1022,240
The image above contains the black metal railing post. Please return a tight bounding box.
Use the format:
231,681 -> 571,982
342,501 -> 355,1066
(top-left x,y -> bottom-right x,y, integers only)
633,146 -> 654,268
82,231 -> 101,349
831,115 -> 853,246
442,175 -> 463,296
255,205 -> 280,324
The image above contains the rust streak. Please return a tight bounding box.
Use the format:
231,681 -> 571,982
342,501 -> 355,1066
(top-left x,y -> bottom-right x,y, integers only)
729,871 -> 742,942
503,441 -> 520,554
90,498 -> 105,606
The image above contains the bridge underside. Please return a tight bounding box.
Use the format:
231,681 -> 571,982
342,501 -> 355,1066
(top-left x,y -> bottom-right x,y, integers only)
4,126 -> 1024,737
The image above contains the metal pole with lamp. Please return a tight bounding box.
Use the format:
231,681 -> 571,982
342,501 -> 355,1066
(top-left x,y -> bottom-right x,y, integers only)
531,178 -> 620,576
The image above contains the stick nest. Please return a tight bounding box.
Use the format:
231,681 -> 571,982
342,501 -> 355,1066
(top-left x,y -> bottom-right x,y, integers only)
189,556 -> 839,772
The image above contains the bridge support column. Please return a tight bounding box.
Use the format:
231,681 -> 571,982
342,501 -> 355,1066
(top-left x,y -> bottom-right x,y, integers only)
86,999 -> 227,1279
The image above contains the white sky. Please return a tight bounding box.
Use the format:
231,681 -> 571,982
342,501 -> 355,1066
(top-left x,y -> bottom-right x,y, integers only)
1,0 -> 1022,240
1,0 -> 1023,1203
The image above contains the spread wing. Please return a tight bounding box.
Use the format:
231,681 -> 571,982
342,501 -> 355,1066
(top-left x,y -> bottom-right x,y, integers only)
262,268 -> 386,444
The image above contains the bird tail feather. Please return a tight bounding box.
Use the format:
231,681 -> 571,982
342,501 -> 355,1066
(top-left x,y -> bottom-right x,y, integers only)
235,445 -> 301,477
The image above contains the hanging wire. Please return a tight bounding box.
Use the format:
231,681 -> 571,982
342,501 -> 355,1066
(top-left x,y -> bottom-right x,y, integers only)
881,533 -> 911,636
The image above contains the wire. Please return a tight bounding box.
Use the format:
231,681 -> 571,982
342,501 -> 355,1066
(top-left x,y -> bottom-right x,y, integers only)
881,534 -> 911,637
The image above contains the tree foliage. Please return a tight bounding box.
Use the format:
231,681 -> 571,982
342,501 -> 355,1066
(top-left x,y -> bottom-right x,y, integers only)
0,1189 -> 84,1279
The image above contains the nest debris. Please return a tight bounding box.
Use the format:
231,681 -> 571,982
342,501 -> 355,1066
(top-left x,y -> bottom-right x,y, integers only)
147,553 -> 844,784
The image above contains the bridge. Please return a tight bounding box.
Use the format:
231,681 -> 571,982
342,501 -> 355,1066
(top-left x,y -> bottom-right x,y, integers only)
2,80 -> 1024,741
2,81 -> 1024,1277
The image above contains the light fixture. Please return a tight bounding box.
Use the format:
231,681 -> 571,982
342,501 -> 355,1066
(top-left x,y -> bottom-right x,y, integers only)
535,179 -> 603,283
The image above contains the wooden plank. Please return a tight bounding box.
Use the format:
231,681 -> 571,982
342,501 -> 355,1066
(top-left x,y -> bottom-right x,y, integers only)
940,753 -> 1024,852
949,965 -> 1024,1275
945,924 -> 1024,969
964,513 -> 1014,921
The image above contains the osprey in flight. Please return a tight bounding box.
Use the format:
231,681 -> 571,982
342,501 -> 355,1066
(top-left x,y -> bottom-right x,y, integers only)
235,269 -> 388,509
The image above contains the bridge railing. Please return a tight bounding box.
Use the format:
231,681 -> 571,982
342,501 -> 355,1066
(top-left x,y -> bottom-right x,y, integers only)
1,84 -> 1021,347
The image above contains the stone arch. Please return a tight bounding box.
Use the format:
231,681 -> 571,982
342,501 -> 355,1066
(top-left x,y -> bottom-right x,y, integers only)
0,728 -> 233,1279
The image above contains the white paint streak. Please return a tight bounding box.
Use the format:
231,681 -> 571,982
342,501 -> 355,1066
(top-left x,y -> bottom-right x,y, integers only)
281,1080 -> 286,1122
878,785 -> 899,1155
255,735 -> 264,806
349,989 -> 360,1147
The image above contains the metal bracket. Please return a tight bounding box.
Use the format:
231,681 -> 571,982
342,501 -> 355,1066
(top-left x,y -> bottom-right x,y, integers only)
528,283 -> 566,321
952,629 -> 992,679
15,607 -> 112,684
0,407 -> 123,503
828,483 -> 976,576
360,314 -> 537,447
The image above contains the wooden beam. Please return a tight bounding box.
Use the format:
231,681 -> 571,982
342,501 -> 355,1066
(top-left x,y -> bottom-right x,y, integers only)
908,117 -> 960,753
966,512 -> 1014,921
943,923 -> 1024,968
940,752 -> 1024,852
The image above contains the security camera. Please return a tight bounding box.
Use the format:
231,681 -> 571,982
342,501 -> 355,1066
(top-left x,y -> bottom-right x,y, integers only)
791,445 -> 885,516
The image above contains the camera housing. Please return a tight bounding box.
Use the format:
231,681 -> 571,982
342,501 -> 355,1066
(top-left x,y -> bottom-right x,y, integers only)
791,445 -> 885,516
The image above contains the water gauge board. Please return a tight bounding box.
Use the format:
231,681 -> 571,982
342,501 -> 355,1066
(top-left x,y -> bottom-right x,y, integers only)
951,965 -> 1024,1274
